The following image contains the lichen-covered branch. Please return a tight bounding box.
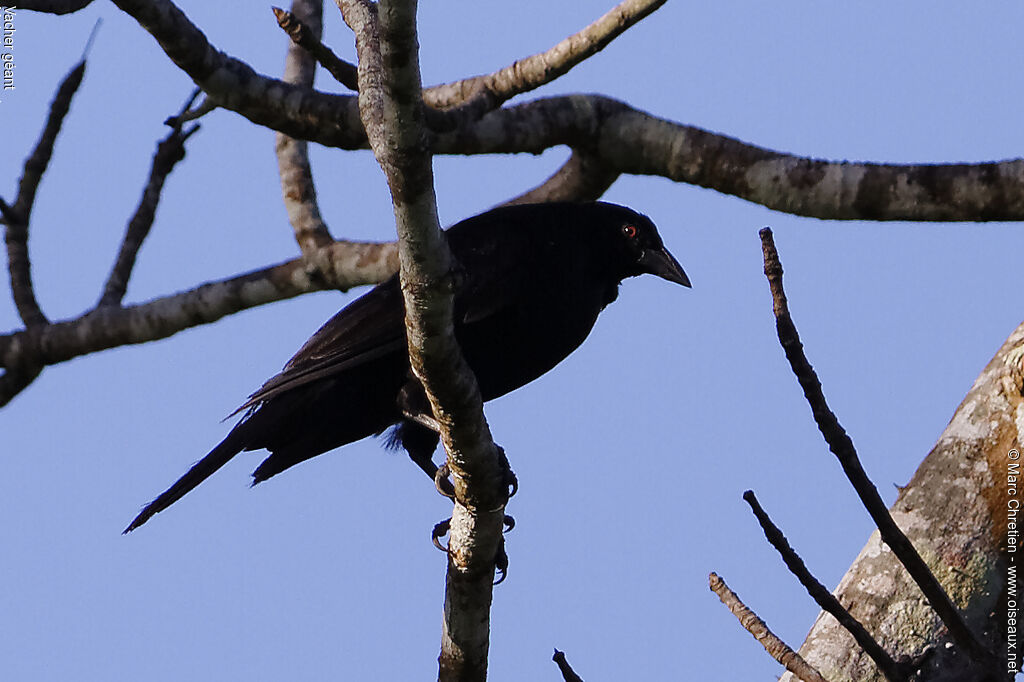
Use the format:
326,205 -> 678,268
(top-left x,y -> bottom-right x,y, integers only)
339,1 -> 506,679
425,0 -> 666,111
274,0 -> 335,266
421,0 -> 665,131
779,320 -> 1024,680
107,0 -> 1024,222
439,96 -> 1024,222
709,572 -> 827,682
760,227 -> 994,670
0,240 -> 397,403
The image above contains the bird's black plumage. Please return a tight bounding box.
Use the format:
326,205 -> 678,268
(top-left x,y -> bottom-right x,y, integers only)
125,201 -> 689,531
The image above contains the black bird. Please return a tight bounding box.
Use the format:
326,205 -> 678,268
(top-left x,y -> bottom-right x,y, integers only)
125,201 -> 690,532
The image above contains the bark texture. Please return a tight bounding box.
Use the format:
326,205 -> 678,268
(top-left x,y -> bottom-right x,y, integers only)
780,322 -> 1024,681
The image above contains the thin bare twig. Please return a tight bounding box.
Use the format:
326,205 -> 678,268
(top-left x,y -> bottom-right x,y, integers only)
1,55 -> 89,403
759,227 -> 996,668
425,0 -> 666,111
98,114 -> 200,307
273,5 -> 359,90
275,0 -> 334,264
709,572 -> 828,682
504,149 -> 619,205
552,649 -> 585,682
421,0 -> 664,132
6,59 -> 87,327
743,490 -> 905,681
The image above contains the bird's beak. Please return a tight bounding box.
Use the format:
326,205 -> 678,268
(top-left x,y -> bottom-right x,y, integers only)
640,246 -> 691,288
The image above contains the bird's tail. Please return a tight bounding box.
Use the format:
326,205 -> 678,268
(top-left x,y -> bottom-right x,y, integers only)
123,430 -> 244,533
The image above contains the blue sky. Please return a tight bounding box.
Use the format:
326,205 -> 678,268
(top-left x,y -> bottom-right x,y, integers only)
2,3 -> 1023,679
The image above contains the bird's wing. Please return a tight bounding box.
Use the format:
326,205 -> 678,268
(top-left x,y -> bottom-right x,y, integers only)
237,220 -> 538,414
447,220 -> 536,325
234,276 -> 407,412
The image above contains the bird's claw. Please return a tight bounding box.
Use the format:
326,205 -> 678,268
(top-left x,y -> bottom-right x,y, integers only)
432,518 -> 451,553
430,515 -> 512,584
434,462 -> 456,500
493,536 -> 509,585
496,446 -> 518,499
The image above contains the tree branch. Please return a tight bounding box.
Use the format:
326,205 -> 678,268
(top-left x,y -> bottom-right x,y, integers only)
5,59 -> 87,327
0,240 -> 397,398
425,0 -> 666,111
0,363 -> 44,407
104,0 -> 1024,222
274,0 -> 336,268
99,114 -> 199,308
437,97 -> 1024,221
339,1 -> 507,678
273,5 -> 359,91
759,227 -> 996,669
552,649 -> 585,682
709,572 -> 828,682
109,0 -> 366,147
20,0 -> 94,14
421,0 -> 665,131
504,149 -> 619,205
742,490 -> 905,681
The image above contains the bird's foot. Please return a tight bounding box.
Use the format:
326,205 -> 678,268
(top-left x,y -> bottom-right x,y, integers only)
432,518 -> 451,552
402,408 -> 442,434
429,514 -> 515,585
494,536 -> 509,585
434,462 -> 456,500
496,446 -> 518,499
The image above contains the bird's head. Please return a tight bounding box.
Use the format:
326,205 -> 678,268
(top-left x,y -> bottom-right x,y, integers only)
596,203 -> 691,288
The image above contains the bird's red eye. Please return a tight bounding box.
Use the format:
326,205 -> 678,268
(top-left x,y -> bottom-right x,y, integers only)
622,224 -> 638,238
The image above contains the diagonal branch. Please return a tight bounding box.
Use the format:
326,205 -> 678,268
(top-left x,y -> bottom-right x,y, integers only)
0,240 -> 397,403
5,59 -> 87,327
759,227 -> 997,669
504,149 -> 619,205
709,572 -> 828,682
110,0 -> 366,146
98,113 -> 200,308
420,0 -> 665,132
273,5 -> 359,91
274,0 -> 336,266
424,0 -> 666,111
743,490 -> 906,681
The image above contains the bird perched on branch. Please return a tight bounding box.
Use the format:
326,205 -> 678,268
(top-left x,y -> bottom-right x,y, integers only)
125,201 -> 690,532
